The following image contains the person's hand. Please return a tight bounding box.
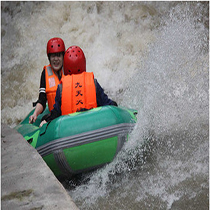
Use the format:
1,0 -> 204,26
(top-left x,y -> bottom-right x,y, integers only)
39,120 -> 47,128
29,113 -> 37,124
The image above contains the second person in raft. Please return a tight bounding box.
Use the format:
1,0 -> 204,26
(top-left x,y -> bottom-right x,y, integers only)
40,45 -> 117,126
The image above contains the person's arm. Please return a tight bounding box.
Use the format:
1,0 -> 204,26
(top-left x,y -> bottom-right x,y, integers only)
37,69 -> 47,110
29,103 -> 44,124
95,79 -> 118,106
29,69 -> 46,123
40,85 -> 62,126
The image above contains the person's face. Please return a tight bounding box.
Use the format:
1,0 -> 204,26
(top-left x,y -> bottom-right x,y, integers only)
49,52 -> 64,72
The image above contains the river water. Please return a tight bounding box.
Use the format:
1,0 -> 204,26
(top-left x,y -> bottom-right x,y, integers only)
1,2 -> 209,209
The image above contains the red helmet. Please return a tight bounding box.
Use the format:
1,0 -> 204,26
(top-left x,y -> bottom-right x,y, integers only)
63,46 -> 86,75
47,37 -> 65,55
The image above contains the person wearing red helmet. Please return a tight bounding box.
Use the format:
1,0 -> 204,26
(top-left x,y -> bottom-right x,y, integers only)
40,46 -> 117,126
29,37 -> 65,124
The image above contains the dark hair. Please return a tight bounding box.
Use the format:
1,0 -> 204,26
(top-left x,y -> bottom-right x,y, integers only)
48,51 -> 65,61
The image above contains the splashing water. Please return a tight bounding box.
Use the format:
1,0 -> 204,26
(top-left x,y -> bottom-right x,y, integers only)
68,3 -> 209,210
1,2 -> 209,209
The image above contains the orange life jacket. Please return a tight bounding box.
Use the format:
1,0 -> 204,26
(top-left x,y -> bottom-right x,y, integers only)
61,72 -> 97,115
45,64 -> 64,111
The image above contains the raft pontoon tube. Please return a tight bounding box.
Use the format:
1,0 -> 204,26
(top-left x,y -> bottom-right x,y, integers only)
15,105 -> 137,178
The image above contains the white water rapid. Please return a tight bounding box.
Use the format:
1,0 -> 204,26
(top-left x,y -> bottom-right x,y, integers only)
1,2 -> 209,210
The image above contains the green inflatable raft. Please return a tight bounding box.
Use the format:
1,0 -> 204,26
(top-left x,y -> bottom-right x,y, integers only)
15,105 -> 137,178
